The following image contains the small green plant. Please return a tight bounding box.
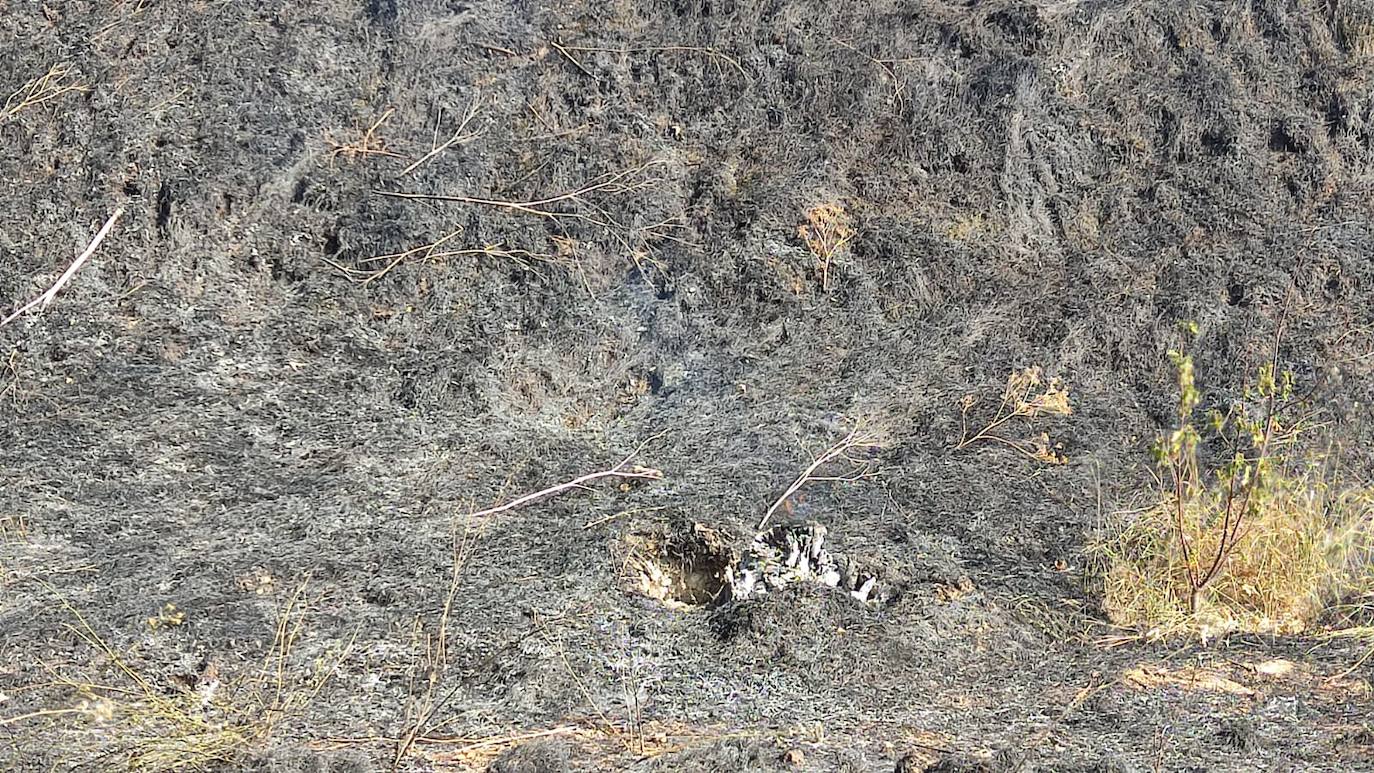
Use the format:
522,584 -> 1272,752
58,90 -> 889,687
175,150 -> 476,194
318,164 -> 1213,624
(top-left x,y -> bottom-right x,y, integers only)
1095,327 -> 1374,636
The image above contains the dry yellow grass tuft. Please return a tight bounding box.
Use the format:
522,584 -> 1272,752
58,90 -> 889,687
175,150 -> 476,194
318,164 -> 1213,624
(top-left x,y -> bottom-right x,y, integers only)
2,63 -> 89,123
956,366 -> 1072,464
3,582 -> 351,771
798,201 -> 854,292
1094,475 -> 1374,638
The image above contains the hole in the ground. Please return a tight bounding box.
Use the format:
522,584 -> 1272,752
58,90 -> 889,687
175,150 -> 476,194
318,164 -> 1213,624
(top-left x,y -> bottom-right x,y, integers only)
628,523 -> 732,607
629,521 -> 886,608
1227,281 -> 1249,307
1202,127 -> 1234,156
156,182 -> 172,232
1269,125 -> 1300,154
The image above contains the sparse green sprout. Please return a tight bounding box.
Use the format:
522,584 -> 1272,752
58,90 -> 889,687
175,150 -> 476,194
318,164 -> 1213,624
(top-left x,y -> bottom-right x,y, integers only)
1093,338 -> 1374,637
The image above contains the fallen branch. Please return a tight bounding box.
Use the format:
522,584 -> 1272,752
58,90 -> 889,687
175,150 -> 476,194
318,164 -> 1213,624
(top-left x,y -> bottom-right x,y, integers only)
759,427 -> 882,530
321,227 -> 558,286
375,161 -> 663,221
834,40 -> 906,108
400,100 -> 484,177
1,208 -> 124,328
467,434 -> 666,520
550,41 -> 595,79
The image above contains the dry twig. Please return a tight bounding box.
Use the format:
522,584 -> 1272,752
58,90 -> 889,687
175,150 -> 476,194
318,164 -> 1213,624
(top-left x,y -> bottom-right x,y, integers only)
376,162 -> 663,222
0,351 -> 18,407
328,108 -> 403,161
321,227 -> 558,286
2,63 -> 89,122
759,427 -> 883,530
392,515 -> 483,770
467,433 -> 666,521
798,202 -> 853,292
835,40 -> 907,107
400,100 -> 484,176
376,162 -> 672,284
2,209 -> 124,329
558,44 -> 747,78
955,367 -> 1072,464
550,41 -> 595,78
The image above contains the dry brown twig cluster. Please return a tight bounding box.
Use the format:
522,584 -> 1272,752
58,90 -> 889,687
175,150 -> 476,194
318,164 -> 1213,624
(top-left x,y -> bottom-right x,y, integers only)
328,100 -> 486,170
2,63 -> 89,123
391,514 -> 483,769
956,366 -> 1072,464
327,108 -> 404,161
373,159 -> 676,284
1,581 -> 352,771
377,161 -> 665,226
552,42 -> 748,79
798,201 -> 854,292
321,227 -> 561,287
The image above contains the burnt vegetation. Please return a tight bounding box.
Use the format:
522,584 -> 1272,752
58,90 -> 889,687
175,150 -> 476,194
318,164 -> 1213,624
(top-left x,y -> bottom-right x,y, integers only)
3,1 -> 1374,771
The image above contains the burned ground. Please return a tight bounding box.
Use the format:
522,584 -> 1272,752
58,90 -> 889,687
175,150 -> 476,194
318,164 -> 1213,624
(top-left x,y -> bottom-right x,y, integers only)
3,1 -> 1374,771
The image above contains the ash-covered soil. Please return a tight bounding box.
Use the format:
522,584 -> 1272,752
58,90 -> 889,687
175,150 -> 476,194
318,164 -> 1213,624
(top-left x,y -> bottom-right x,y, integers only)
3,1 -> 1374,771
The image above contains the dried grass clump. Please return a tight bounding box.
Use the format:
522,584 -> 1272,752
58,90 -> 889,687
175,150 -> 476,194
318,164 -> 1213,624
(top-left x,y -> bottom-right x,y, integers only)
1093,331 -> 1374,638
4,583 -> 349,771
2,63 -> 88,123
1334,1 -> 1374,58
956,366 -> 1072,464
1095,474 -> 1374,638
798,201 -> 854,292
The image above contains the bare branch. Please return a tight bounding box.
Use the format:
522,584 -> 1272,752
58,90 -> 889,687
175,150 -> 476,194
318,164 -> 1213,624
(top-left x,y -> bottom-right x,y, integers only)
558,44 -> 747,78
467,434 -> 666,520
375,161 -> 664,218
759,427 -> 882,530
2,208 -> 124,329
399,99 -> 484,177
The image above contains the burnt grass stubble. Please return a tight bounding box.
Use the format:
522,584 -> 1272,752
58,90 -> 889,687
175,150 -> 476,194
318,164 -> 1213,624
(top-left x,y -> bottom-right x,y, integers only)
3,1 -> 1374,771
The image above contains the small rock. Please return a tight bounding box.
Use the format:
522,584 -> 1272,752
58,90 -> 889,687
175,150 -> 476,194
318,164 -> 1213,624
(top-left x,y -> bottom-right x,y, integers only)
782,747 -> 805,766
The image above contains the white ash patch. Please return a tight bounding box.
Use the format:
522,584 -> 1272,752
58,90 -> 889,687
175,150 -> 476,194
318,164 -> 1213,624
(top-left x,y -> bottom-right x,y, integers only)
729,523 -> 881,604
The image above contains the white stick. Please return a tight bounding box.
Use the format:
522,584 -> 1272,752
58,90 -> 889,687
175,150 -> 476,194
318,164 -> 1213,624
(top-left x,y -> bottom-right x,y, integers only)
1,208 -> 124,328
758,429 -> 880,530
466,432 -> 667,520
466,466 -> 662,520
